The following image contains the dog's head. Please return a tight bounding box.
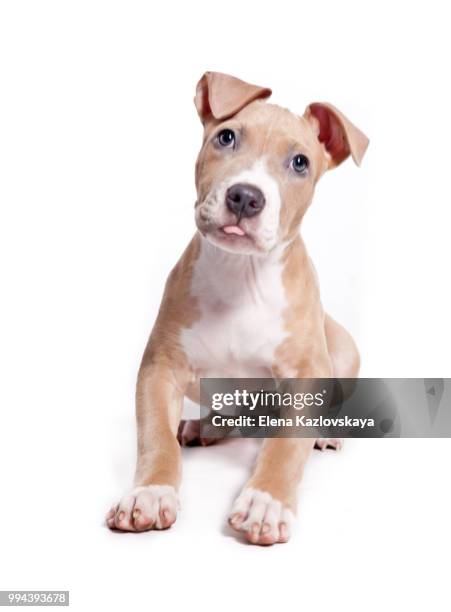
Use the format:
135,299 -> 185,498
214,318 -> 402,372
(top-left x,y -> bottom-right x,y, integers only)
194,71 -> 369,255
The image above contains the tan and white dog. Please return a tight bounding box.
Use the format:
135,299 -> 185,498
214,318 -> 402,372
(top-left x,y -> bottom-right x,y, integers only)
106,72 -> 369,545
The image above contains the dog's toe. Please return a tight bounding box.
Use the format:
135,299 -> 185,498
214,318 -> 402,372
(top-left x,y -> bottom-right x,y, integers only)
315,438 -> 343,451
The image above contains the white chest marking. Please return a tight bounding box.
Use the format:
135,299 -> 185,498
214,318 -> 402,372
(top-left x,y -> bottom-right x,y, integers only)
181,239 -> 288,378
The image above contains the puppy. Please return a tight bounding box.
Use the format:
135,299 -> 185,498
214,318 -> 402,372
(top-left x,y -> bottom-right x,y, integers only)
106,72 -> 368,545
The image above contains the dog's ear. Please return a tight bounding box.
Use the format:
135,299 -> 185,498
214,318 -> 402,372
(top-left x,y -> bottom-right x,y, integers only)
304,102 -> 369,168
195,72 -> 271,124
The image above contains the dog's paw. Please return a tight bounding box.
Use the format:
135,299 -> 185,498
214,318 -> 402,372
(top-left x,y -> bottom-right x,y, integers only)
314,438 -> 343,451
106,485 -> 179,532
177,419 -> 217,447
228,488 -> 294,545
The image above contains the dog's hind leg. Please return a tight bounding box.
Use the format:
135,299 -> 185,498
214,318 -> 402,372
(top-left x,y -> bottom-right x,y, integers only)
177,411 -> 235,447
324,313 -> 360,378
177,415 -> 221,447
314,314 -> 360,451
178,382 -> 235,447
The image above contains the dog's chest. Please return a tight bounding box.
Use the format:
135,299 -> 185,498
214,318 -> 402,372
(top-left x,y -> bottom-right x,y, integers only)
181,242 -> 288,378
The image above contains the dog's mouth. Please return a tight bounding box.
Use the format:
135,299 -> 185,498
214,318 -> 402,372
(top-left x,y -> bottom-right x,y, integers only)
216,223 -> 253,244
203,223 -> 260,254
195,195 -> 271,254
221,224 -> 246,237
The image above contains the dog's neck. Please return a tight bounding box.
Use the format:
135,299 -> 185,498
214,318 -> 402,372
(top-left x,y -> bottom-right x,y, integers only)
193,232 -> 306,306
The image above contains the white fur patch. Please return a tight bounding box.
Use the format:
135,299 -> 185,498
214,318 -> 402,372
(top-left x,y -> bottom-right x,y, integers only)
229,487 -> 295,543
181,237 -> 288,378
106,484 -> 179,532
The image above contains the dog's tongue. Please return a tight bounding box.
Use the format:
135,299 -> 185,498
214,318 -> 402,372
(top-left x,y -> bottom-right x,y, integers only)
223,225 -> 245,236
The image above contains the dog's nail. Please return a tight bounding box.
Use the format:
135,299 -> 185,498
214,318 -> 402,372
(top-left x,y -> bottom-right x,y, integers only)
279,522 -> 288,541
261,523 -> 271,534
132,508 -> 141,519
118,511 -> 125,521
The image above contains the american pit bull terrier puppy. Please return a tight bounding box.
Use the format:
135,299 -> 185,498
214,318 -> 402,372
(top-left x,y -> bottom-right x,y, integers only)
106,72 -> 369,545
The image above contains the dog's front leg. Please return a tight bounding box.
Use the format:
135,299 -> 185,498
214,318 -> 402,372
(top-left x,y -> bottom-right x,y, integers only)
106,363 -> 188,532
229,438 -> 315,545
229,358 -> 331,545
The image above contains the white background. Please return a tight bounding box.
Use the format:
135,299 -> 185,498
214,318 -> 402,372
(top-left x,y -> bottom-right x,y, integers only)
1,1 -> 450,610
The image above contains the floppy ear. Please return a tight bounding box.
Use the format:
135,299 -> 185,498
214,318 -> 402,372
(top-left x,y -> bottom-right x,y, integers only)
195,71 -> 271,124
304,102 -> 369,168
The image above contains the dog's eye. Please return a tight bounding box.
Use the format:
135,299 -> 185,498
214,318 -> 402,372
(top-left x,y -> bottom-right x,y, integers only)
217,129 -> 235,148
291,154 -> 309,174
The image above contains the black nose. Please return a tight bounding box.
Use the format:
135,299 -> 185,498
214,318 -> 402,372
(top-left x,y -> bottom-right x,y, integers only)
226,183 -> 265,220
